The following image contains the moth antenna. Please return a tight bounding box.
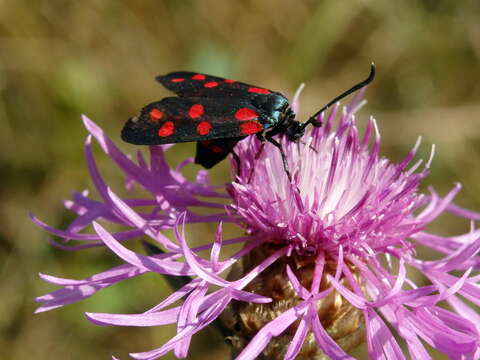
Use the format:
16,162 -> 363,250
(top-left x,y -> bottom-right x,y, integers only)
301,63 -> 376,131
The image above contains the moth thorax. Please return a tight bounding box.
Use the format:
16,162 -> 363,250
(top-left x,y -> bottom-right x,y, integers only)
219,244 -> 365,359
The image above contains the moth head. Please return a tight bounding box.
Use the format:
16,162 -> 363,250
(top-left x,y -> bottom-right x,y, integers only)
285,119 -> 304,141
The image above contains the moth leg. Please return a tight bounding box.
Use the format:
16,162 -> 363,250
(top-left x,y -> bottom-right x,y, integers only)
231,150 -> 242,179
255,143 -> 266,161
265,132 -> 292,183
247,133 -> 266,183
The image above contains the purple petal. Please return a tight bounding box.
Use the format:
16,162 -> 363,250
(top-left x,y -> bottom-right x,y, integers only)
86,308 -> 180,327
35,265 -> 146,313
286,264 -> 310,299
311,305 -> 356,360
175,215 -> 228,286
106,188 -> 179,251
364,308 -> 405,360
93,222 -> 193,276
175,284 -> 208,357
284,313 -> 309,360
130,294 -> 231,359
235,304 -> 306,360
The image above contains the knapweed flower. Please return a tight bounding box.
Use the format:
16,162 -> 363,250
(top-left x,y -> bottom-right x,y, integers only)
34,89 -> 480,360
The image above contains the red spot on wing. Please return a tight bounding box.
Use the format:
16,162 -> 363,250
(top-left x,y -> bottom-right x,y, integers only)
204,81 -> 219,88
248,87 -> 270,94
192,74 -> 206,80
189,104 -> 204,119
235,107 -> 258,121
158,121 -> 174,137
149,109 -> 163,123
202,141 -> 224,153
240,121 -> 263,135
171,78 -> 185,83
211,145 -> 223,153
196,121 -> 212,135
224,79 -> 235,83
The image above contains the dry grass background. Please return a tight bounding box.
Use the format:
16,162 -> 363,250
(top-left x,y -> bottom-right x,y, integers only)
1,1 -> 480,359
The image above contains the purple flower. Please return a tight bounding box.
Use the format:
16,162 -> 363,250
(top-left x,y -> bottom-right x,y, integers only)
34,89 -> 480,359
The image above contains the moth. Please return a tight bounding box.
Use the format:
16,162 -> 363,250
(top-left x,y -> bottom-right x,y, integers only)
122,65 -> 375,180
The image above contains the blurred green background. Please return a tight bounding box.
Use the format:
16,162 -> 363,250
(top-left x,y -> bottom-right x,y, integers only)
1,1 -> 480,359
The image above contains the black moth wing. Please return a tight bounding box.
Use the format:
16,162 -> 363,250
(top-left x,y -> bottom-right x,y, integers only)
195,137 -> 244,169
156,71 -> 276,99
121,96 -> 268,145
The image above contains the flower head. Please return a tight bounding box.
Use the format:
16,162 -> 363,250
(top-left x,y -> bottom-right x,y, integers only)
34,90 -> 480,359
231,100 -> 426,258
